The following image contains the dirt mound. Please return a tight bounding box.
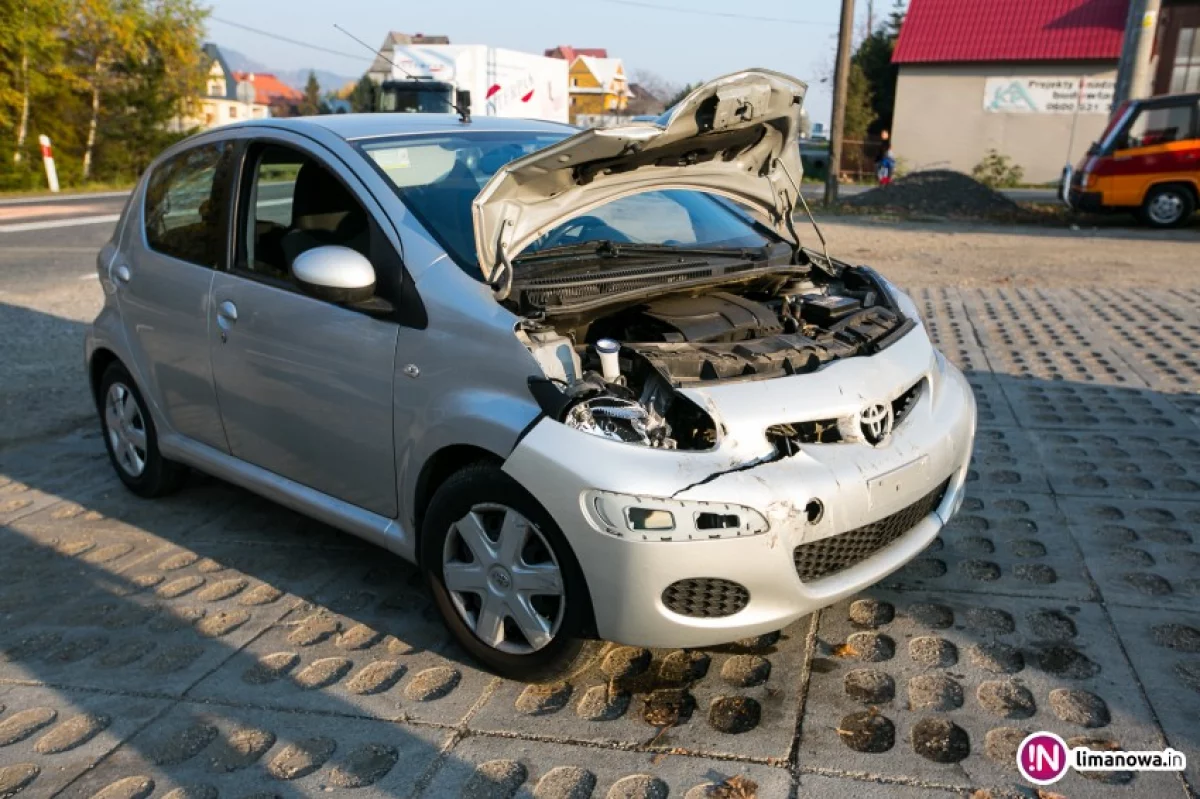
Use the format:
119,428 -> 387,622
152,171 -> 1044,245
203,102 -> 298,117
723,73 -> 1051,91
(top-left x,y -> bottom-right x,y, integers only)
844,170 -> 1022,217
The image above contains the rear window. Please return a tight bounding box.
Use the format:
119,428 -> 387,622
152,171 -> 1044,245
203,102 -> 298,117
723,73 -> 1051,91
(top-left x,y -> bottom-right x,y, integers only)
143,142 -> 233,268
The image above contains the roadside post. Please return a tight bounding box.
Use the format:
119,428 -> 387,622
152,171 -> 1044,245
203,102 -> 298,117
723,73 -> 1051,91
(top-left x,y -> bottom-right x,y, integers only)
38,135 -> 60,193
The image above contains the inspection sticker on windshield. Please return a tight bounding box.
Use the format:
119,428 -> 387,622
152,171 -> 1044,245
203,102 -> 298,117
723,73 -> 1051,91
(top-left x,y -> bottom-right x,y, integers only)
374,148 -> 410,170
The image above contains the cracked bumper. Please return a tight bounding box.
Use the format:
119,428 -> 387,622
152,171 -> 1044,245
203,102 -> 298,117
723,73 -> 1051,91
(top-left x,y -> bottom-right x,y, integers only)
504,331 -> 977,648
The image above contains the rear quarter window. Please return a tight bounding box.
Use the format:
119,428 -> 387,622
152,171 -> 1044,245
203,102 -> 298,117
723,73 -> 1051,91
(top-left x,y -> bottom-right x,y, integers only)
143,142 -> 234,267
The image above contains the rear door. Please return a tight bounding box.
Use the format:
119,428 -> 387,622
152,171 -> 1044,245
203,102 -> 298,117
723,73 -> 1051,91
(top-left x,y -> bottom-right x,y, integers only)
117,140 -> 235,450
1106,98 -> 1200,205
208,133 -> 401,518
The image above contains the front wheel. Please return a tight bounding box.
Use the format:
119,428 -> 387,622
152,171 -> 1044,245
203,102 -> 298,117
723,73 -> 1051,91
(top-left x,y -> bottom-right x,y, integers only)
1140,185 -> 1195,228
421,463 -> 591,680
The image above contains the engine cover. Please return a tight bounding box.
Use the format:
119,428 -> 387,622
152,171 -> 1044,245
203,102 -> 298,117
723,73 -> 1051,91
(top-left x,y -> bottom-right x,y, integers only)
636,292 -> 782,343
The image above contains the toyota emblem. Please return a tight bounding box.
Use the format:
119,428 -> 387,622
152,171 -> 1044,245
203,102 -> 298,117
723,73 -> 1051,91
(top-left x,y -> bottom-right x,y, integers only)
860,403 -> 894,446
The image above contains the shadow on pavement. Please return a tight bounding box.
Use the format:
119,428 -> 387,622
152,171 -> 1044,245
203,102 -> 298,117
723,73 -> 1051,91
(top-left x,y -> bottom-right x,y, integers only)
0,298 -> 1198,797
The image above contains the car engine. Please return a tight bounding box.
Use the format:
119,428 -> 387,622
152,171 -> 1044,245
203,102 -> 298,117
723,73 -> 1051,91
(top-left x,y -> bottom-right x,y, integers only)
516,262 -> 913,451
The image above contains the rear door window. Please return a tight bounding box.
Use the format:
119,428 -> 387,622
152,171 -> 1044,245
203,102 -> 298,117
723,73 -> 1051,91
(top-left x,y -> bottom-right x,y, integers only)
143,142 -> 233,267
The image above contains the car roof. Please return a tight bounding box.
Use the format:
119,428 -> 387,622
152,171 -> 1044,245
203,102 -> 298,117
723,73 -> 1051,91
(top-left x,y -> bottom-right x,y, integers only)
227,113 -> 578,142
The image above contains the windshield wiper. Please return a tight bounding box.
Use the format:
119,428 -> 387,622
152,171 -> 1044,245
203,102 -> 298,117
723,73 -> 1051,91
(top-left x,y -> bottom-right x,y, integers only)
514,240 -> 771,264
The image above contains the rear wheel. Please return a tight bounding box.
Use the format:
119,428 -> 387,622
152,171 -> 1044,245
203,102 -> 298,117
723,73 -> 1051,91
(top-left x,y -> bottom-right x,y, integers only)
421,463 -> 591,679
1140,184 -> 1195,228
98,363 -> 187,498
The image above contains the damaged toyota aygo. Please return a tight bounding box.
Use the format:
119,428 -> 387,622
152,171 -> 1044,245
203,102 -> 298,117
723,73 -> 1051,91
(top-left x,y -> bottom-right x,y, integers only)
85,69 -> 976,677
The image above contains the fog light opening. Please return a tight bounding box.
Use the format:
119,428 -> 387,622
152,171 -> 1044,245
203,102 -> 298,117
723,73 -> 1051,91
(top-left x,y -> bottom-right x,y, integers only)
626,507 -> 675,531
804,499 -> 824,525
695,512 -> 740,530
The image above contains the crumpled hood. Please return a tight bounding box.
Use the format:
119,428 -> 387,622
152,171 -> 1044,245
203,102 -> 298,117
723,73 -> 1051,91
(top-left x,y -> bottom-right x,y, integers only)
472,69 -> 808,282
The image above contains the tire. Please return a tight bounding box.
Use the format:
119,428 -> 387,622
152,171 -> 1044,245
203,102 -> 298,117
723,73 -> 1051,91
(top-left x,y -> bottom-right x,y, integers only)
420,462 -> 592,680
1140,184 -> 1195,228
97,362 -> 187,498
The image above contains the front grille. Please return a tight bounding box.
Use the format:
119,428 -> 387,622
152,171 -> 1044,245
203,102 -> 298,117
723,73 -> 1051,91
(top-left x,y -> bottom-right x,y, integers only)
793,479 -> 950,582
662,578 -> 750,618
766,418 -> 842,455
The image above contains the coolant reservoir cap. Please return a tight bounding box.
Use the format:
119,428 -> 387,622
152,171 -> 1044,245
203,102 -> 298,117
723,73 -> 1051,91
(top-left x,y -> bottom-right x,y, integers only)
596,338 -> 620,354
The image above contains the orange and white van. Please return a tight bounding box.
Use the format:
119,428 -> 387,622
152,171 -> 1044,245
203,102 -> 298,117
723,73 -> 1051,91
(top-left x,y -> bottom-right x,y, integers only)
1064,93 -> 1199,227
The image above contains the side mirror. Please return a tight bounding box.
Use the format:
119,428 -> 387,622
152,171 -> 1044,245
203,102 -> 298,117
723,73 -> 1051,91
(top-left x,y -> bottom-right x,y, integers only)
291,245 -> 375,304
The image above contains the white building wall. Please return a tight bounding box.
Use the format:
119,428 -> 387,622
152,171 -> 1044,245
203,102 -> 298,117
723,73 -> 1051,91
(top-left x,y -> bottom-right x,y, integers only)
891,61 -> 1118,183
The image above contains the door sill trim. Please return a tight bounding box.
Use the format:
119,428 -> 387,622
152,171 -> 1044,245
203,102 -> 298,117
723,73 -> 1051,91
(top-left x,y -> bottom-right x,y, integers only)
159,432 -> 414,562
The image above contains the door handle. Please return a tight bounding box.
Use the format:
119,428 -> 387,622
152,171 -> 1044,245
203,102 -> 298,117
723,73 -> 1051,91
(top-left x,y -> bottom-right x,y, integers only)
113,264 -> 131,283
216,300 -> 238,335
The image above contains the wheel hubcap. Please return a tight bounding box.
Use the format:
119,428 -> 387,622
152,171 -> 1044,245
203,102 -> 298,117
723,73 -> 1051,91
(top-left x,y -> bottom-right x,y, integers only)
104,382 -> 147,478
443,503 -> 565,655
1149,193 -> 1184,224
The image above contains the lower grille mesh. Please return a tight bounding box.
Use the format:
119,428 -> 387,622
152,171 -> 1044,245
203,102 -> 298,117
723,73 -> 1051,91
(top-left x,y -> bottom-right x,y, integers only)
662,578 -> 750,618
793,479 -> 950,582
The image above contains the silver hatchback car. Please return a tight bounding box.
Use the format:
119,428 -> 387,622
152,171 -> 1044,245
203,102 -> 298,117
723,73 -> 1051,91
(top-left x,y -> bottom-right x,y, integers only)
86,70 -> 976,677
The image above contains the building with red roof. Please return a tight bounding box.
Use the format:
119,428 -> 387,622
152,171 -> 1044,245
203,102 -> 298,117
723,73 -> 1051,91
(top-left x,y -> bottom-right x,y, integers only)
890,0 -> 1133,182
232,72 -> 304,110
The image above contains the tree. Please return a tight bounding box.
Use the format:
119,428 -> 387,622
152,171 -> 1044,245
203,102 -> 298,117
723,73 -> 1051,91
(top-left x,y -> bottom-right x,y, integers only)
843,61 -> 874,140
0,0 -> 67,165
627,68 -> 678,116
663,82 -> 697,111
848,0 -> 906,137
67,0 -> 144,180
349,74 -> 376,113
299,71 -> 322,116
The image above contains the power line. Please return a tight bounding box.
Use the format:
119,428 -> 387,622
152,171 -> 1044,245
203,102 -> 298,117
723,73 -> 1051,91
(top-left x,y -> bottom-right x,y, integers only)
208,17 -> 372,61
595,0 -> 837,26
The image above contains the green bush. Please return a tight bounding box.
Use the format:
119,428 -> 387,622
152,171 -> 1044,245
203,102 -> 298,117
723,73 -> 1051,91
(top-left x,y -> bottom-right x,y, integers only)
971,149 -> 1025,189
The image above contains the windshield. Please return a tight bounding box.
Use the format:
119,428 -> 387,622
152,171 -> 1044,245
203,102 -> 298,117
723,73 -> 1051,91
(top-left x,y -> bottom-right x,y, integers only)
361,132 -> 781,280
378,83 -> 456,114
362,132 -> 569,279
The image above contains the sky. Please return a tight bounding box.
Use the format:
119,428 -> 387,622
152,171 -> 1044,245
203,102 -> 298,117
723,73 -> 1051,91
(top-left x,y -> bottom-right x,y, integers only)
203,0 -> 882,128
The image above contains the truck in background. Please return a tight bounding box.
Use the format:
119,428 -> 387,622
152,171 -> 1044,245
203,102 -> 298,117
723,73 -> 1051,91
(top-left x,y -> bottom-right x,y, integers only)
377,45 -> 569,123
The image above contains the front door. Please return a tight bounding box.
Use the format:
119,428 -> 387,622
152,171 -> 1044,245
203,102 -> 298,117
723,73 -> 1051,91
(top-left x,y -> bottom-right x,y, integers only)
1106,98 -> 1200,206
208,137 -> 401,518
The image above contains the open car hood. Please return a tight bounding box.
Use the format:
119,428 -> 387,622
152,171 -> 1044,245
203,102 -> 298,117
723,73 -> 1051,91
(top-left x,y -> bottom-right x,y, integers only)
472,69 -> 808,283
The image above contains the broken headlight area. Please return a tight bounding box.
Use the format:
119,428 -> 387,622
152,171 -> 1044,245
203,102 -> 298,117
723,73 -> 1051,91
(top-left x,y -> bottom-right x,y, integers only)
582,489 -> 770,541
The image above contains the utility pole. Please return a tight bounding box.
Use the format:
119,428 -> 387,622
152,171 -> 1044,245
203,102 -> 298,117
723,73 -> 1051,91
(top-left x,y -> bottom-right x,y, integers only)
1128,0 -> 1161,100
825,0 -> 856,206
867,0 -> 875,35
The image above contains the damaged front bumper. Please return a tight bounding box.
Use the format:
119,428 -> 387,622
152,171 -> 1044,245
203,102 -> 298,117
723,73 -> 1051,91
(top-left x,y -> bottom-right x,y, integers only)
503,329 -> 977,648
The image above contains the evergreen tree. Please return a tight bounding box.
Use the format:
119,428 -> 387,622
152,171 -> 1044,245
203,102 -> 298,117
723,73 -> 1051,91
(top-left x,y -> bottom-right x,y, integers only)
848,0 -> 906,137
349,75 -> 376,113
299,71 -> 322,116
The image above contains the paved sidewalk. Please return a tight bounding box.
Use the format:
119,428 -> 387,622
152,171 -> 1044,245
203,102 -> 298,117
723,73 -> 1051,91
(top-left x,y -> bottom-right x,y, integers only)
1,284 -> 1198,798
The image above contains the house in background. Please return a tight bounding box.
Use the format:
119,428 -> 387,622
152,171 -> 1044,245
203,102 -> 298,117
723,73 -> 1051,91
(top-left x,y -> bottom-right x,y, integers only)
232,71 -> 304,117
567,55 -> 633,123
1152,0 -> 1200,94
544,45 -> 609,61
890,0 -> 1130,183
366,32 -> 452,83
194,43 -> 271,128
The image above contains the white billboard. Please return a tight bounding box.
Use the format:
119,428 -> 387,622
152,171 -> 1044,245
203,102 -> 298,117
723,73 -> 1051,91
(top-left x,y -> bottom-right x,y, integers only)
983,77 -> 1115,114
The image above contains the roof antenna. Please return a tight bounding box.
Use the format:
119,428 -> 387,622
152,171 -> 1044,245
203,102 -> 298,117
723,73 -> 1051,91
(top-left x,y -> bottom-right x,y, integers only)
332,24 -> 471,123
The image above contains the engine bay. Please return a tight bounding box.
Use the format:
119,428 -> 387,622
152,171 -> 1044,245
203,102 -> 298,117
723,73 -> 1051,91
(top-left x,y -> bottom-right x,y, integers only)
517,261 -> 913,451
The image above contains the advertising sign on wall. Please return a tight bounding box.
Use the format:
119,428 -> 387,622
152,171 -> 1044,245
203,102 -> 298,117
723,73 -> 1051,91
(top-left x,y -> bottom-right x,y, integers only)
984,77 -> 1115,114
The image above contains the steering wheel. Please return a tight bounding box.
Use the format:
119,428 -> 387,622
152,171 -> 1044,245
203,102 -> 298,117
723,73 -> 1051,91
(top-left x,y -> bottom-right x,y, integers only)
538,215 -> 629,250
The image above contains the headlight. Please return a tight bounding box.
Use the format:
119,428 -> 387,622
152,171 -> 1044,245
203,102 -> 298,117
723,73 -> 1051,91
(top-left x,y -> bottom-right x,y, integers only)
564,395 -> 674,448
582,489 -> 770,541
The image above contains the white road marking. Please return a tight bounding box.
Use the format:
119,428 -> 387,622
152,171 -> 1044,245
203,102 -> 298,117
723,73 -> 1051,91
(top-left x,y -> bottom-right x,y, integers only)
0,190 -> 130,206
0,214 -> 120,233
79,273 -> 99,280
